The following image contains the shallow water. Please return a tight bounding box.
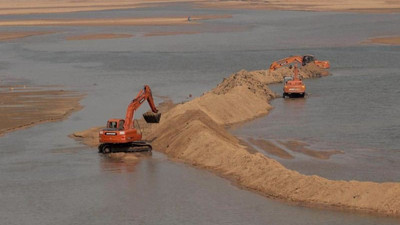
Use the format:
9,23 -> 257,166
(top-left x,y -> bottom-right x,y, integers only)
1,4 -> 400,224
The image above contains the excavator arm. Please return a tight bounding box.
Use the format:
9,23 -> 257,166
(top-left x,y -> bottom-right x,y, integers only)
124,85 -> 160,130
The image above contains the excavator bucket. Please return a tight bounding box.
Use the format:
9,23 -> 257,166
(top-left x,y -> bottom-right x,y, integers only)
143,112 -> 161,123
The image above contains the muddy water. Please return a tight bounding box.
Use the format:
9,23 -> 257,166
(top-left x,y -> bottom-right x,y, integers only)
1,4 -> 400,224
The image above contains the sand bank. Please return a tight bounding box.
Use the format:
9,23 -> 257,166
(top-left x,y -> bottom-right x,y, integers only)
73,64 -> 400,216
196,0 -> 400,13
0,31 -> 54,41
364,36 -> 400,45
0,85 -> 84,136
0,15 -> 230,27
66,33 -> 133,41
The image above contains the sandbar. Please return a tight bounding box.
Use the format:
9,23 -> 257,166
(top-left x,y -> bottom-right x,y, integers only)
0,85 -> 84,136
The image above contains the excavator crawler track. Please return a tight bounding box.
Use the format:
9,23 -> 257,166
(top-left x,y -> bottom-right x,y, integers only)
98,141 -> 152,154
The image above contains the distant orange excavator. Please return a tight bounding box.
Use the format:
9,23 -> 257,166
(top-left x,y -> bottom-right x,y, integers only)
98,85 -> 161,154
269,55 -> 330,98
282,64 -> 306,98
269,55 -> 330,72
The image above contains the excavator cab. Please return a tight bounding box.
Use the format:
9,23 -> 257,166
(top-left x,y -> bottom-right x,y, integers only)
98,85 -> 161,154
105,119 -> 125,131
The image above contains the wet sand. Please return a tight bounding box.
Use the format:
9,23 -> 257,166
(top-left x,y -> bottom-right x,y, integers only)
0,86 -> 84,136
0,31 -> 54,41
364,36 -> 400,45
278,140 -> 343,160
248,138 -> 294,159
66,33 -> 133,41
0,15 -> 231,27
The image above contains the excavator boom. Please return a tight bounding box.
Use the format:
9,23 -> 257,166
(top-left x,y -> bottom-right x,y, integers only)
124,85 -> 159,130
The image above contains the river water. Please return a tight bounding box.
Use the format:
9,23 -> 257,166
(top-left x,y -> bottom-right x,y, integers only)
0,4 -> 400,224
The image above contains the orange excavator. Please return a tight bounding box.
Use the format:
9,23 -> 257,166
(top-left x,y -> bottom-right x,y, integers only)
98,85 -> 161,154
282,64 -> 306,98
269,55 -> 330,72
